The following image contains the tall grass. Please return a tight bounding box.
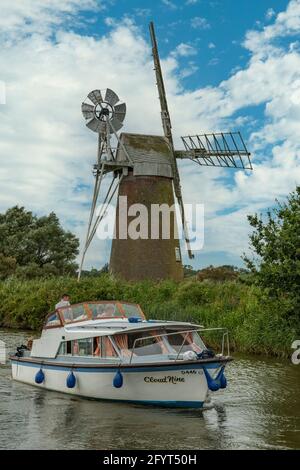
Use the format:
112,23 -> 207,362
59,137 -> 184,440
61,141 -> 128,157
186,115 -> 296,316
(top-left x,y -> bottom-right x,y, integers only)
0,275 -> 298,357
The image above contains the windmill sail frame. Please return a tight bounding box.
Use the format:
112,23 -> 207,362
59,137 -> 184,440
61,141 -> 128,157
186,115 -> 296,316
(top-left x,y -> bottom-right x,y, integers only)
177,132 -> 252,170
149,21 -> 194,259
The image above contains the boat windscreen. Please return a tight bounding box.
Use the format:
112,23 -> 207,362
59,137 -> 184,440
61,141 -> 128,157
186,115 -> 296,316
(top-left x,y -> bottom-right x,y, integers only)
120,303 -> 144,319
87,303 -> 120,319
45,312 -> 61,327
57,301 -> 144,324
59,304 -> 89,324
87,302 -> 144,319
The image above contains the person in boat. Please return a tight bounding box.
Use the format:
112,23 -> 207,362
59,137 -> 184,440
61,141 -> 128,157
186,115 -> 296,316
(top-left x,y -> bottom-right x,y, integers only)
55,294 -> 71,310
55,294 -> 73,322
96,304 -> 115,318
182,331 -> 203,354
26,337 -> 34,351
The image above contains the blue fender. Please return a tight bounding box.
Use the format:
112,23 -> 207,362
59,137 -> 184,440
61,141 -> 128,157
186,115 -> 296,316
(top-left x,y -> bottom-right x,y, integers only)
113,369 -> 123,388
215,365 -> 227,389
203,367 -> 220,392
203,365 -> 227,391
66,370 -> 76,388
35,368 -> 45,384
220,374 -> 227,389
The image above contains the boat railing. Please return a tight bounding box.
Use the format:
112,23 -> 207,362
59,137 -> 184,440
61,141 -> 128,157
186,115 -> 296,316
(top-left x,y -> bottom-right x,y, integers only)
129,327 -> 230,364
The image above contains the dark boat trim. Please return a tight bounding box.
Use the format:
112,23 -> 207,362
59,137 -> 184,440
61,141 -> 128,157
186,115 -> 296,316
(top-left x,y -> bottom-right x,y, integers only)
10,355 -> 233,372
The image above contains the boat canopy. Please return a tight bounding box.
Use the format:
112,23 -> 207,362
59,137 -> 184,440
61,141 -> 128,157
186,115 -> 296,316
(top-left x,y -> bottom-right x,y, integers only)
44,301 -> 145,329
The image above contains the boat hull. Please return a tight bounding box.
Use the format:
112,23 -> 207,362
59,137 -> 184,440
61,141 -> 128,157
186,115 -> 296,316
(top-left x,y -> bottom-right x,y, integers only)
10,358 -> 228,408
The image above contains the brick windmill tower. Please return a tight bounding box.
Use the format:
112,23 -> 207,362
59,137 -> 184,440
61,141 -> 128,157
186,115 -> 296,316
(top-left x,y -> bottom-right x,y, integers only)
78,23 -> 252,281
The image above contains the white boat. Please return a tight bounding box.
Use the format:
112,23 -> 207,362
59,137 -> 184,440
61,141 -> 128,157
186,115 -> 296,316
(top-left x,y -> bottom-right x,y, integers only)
10,301 -> 232,408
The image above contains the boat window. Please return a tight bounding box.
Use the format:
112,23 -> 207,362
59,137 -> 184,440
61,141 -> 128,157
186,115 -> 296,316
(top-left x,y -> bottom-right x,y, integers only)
126,330 -> 169,356
58,341 -> 72,355
191,331 -> 206,350
88,303 -> 119,319
58,342 -> 65,355
93,336 -> 118,358
120,303 -> 144,319
45,312 -> 61,327
58,339 -> 93,356
59,304 -> 89,324
73,338 -> 93,356
113,334 -> 132,358
165,330 -> 205,354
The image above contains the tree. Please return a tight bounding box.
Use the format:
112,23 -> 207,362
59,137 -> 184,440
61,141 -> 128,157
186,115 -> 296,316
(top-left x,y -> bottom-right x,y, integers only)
0,254 -> 17,280
183,265 -> 197,278
100,263 -> 109,274
197,265 -> 240,282
0,206 -> 79,279
243,187 -> 300,308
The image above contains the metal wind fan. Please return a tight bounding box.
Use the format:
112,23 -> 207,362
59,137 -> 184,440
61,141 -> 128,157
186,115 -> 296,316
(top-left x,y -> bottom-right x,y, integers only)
78,88 -> 130,280
82,88 -> 126,134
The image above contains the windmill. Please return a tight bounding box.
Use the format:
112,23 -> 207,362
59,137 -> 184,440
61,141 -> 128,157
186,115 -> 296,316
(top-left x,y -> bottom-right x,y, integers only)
78,22 -> 252,281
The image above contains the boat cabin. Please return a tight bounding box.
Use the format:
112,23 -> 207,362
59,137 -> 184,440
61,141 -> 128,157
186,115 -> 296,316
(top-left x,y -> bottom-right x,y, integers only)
30,301 -> 206,362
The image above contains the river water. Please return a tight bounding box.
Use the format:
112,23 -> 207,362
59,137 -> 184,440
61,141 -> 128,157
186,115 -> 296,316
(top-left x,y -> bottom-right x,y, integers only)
0,328 -> 299,450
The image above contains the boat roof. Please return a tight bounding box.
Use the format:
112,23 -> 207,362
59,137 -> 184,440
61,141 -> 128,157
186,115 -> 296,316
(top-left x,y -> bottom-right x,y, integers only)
43,300 -> 204,336
64,318 -> 204,336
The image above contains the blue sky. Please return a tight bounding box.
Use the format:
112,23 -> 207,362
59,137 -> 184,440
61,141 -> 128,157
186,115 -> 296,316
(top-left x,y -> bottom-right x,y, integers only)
78,0 -> 289,86
0,0 -> 299,270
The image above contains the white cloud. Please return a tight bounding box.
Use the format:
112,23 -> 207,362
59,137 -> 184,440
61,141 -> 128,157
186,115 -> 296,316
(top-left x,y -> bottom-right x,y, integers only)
172,43 -> 197,57
244,0 -> 300,55
0,0 -> 99,39
178,1 -> 300,262
0,1 -> 300,269
0,81 -> 5,104
208,42 -> 216,49
161,0 -> 177,10
265,8 -> 275,20
208,57 -> 219,66
191,16 -> 211,29
180,63 -> 199,78
134,8 -> 151,17
0,15 -> 159,267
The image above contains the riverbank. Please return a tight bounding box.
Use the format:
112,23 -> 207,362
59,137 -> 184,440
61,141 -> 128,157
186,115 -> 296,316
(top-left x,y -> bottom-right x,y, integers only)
0,275 -> 298,357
